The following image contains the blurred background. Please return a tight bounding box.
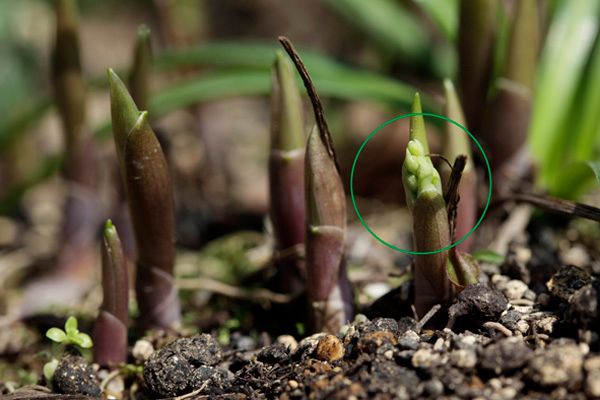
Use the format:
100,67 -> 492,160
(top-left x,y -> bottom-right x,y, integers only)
1,0 -> 600,363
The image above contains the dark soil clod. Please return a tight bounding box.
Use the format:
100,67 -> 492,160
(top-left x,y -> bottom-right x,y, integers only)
143,334 -> 223,397
53,355 -> 100,397
257,343 -> 290,364
448,283 -> 508,323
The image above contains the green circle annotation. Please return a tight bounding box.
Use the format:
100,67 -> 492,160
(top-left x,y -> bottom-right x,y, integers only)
349,112 -> 492,255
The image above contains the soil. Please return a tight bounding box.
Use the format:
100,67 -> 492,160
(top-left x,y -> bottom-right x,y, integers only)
4,227 -> 600,400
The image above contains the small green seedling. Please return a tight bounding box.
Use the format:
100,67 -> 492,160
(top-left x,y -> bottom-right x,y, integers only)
43,316 -> 93,382
46,316 -> 93,349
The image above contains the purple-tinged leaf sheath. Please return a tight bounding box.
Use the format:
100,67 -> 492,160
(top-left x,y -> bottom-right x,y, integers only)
93,220 -> 128,367
458,0 -> 498,131
305,127 -> 353,333
53,0 -> 85,153
129,25 -> 152,111
269,52 -> 306,294
108,69 -> 180,330
125,112 -> 179,330
483,0 -> 538,188
442,79 -> 477,252
53,0 -> 97,188
412,190 -> 453,318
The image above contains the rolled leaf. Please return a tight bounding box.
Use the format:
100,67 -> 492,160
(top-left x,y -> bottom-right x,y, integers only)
52,0 -> 85,161
108,69 -> 180,330
409,93 -> 429,154
305,127 -> 353,333
129,25 -> 152,111
447,249 -> 480,290
93,220 -> 129,366
402,104 -> 453,317
269,51 -> 306,294
483,0 -> 539,190
441,79 -> 476,251
458,0 -> 498,131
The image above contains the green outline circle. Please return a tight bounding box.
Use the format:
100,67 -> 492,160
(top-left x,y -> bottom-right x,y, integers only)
349,112 -> 492,255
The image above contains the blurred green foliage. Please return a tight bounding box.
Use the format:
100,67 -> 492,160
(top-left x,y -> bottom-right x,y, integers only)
2,0 -> 600,212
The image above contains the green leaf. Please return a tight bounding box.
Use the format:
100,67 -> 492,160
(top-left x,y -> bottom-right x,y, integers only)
447,251 -> 480,289
43,358 -> 59,382
529,0 -> 600,189
323,0 -> 429,63
94,69 -> 434,139
64,316 -> 78,336
551,160 -> 598,199
471,249 -> 504,264
587,161 -> 600,183
45,328 -> 67,343
414,0 -> 458,41
74,333 -> 93,349
570,35 -> 600,163
155,42 -> 342,75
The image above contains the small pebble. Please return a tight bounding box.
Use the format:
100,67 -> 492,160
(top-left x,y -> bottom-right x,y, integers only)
423,378 -> 444,397
398,331 -> 420,350
132,339 -> 154,362
562,245 -> 589,267
533,315 -> 559,334
353,314 -> 368,325
523,289 -> 537,301
449,349 -> 477,369
504,280 -> 528,300
295,333 -> 326,359
276,335 -> 298,352
527,344 -> 583,388
288,380 -> 299,390
411,348 -> 443,369
584,356 -> 600,397
500,309 -> 522,331
314,334 -> 344,362
516,320 -> 530,335
515,248 -> 532,264
433,338 -> 445,352
479,337 -> 532,374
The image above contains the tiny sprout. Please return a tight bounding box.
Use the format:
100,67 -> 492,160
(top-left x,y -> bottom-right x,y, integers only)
46,316 -> 93,349
43,358 -> 60,382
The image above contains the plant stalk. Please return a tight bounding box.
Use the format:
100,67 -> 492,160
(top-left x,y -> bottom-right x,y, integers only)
403,104 -> 453,317
93,220 -> 129,367
279,36 -> 353,333
441,79 -> 477,251
269,51 -> 306,295
108,69 -> 180,330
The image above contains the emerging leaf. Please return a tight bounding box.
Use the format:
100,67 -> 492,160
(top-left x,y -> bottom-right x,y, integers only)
74,332 -> 93,349
43,359 -> 60,382
129,25 -> 153,111
46,327 -> 67,343
64,316 -> 78,336
108,68 -> 180,330
447,250 -> 480,290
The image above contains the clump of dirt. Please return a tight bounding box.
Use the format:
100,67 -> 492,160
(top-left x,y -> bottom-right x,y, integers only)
143,334 -> 233,397
53,354 -> 100,397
